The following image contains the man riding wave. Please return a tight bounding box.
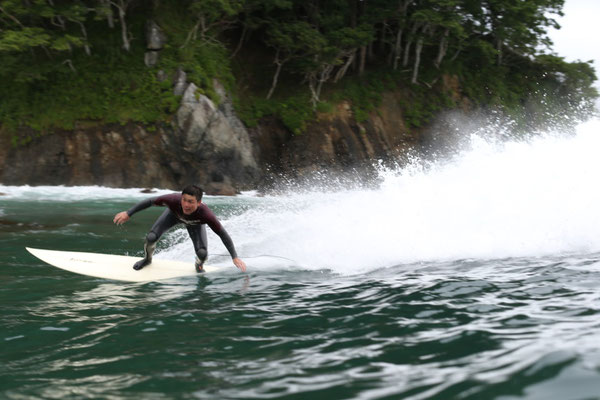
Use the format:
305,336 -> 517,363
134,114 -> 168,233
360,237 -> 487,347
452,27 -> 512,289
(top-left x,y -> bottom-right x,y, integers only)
113,185 -> 246,273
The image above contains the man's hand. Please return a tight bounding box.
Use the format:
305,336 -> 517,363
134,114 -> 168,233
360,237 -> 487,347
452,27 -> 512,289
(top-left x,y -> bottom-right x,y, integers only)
233,257 -> 247,272
113,211 -> 130,225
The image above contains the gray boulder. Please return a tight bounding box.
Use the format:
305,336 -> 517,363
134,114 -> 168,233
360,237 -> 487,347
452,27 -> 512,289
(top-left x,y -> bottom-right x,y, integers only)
173,68 -> 188,96
146,20 -> 167,50
175,83 -> 259,188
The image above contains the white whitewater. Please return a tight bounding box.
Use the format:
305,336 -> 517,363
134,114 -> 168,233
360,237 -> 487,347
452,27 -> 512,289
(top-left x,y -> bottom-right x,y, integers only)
194,118 -> 600,273
5,119 -> 600,274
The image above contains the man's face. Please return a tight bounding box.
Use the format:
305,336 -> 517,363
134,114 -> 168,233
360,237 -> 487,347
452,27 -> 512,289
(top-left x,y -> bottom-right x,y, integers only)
181,194 -> 200,215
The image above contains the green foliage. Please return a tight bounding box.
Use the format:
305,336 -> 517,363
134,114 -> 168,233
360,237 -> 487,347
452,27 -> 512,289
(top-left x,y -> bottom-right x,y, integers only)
236,93 -> 313,134
401,84 -> 456,128
333,74 -> 386,123
0,0 -> 597,145
0,57 -> 180,133
0,1 -> 234,139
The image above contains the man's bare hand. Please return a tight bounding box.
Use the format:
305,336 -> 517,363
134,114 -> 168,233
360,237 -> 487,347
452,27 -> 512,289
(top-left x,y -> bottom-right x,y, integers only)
113,211 -> 130,225
233,257 -> 247,272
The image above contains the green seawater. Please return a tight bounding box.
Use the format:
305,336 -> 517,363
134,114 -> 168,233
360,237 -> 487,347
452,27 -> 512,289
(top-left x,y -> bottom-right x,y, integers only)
2,186 -> 600,400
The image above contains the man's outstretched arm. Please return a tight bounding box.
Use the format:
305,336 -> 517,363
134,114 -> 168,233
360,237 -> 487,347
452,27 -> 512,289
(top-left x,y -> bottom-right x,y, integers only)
113,198 -> 155,225
216,229 -> 247,272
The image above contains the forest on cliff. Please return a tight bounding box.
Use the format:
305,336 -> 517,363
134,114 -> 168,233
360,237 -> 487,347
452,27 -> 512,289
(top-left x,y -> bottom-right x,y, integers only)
0,0 -> 598,144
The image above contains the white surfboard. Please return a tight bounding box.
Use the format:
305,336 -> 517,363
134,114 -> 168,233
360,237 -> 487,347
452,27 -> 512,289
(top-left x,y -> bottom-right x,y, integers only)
26,247 -> 219,282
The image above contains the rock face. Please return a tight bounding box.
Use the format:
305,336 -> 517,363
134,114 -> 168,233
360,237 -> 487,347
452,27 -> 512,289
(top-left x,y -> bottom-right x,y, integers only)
250,92 -> 421,186
173,82 -> 260,193
0,84 -> 439,194
144,20 -> 167,67
0,124 -> 178,189
0,81 -> 262,195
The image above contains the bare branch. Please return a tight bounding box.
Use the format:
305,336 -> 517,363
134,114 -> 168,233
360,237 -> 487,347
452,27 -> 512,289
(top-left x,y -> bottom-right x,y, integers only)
0,6 -> 25,28
62,59 -> 76,72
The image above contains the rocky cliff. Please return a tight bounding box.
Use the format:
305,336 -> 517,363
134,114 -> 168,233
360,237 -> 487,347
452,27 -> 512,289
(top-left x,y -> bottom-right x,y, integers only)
1,75 -> 466,194
0,78 -> 261,194
0,80 -> 432,194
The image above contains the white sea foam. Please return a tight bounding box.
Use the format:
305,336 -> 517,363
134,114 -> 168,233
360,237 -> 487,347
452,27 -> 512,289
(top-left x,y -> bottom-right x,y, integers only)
162,118 -> 600,274
0,185 -> 174,201
0,185 -> 264,202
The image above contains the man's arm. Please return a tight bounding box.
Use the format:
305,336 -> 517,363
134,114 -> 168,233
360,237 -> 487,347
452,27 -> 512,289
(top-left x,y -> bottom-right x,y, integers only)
113,198 -> 155,225
203,205 -> 247,272
215,229 -> 247,272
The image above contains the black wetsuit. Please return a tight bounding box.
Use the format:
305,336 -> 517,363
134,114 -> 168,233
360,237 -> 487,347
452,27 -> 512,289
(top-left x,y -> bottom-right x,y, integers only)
127,194 -> 237,269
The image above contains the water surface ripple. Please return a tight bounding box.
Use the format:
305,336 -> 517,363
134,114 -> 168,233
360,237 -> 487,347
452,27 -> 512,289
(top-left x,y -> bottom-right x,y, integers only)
3,255 -> 600,399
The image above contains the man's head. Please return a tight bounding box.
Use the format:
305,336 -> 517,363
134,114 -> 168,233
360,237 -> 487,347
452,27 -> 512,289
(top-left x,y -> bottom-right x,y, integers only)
181,185 -> 203,215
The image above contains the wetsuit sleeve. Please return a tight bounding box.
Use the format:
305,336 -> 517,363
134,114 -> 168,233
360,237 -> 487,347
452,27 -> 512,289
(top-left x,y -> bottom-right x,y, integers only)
216,228 -> 238,259
126,197 -> 156,217
202,205 -> 239,259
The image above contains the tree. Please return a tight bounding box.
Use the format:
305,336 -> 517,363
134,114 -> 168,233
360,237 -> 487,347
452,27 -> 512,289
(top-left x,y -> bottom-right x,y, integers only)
0,0 -> 93,80
108,0 -> 134,51
182,0 -> 245,47
478,0 -> 564,66
264,21 -> 321,99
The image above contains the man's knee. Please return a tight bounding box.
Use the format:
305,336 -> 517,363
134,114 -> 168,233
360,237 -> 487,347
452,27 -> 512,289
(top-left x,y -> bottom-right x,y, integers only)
146,231 -> 158,243
196,248 -> 207,262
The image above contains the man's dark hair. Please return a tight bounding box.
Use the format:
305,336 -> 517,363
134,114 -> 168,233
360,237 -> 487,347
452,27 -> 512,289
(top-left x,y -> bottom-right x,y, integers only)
182,185 -> 203,201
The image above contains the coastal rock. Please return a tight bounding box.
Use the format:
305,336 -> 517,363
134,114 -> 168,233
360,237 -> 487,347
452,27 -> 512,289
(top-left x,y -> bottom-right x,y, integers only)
175,83 -> 260,189
144,21 -> 166,67
173,68 -> 187,96
144,51 -> 159,67
252,92 -> 420,188
146,20 -> 167,50
0,81 -> 464,193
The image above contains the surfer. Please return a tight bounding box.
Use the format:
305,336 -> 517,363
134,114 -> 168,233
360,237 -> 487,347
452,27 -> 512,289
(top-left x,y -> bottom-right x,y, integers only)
113,185 -> 246,273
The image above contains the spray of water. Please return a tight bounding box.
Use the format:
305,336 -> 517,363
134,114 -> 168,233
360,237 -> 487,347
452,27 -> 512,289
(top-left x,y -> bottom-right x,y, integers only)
160,118 -> 600,274
5,119 -> 599,274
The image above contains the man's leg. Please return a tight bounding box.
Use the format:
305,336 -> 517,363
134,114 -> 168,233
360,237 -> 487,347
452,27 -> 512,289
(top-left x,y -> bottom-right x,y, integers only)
134,209 -> 179,270
187,224 -> 208,273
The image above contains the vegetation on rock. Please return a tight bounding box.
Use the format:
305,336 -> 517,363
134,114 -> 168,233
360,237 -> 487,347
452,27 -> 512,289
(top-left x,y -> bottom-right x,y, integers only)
0,0 -> 597,143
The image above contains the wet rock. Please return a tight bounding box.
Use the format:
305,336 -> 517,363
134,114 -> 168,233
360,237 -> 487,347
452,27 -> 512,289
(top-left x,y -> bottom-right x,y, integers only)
146,20 -> 166,50
173,68 -> 187,96
144,51 -> 159,67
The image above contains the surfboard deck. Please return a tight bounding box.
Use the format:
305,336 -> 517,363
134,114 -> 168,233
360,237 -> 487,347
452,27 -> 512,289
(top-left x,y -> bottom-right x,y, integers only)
26,247 -> 218,282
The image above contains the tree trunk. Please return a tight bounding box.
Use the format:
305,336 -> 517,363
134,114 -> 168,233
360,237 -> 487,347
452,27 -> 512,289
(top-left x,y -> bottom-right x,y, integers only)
412,37 -> 423,84
334,50 -> 355,82
393,0 -> 412,69
308,74 -> 319,109
316,64 -> 333,100
78,21 -> 92,56
100,0 -> 115,28
309,63 -> 334,108
496,38 -> 503,66
450,47 -> 461,62
199,15 -> 207,41
0,5 -> 25,27
231,23 -> 247,58
119,7 -> 129,51
393,27 -> 404,69
181,20 -> 200,48
411,25 -> 428,84
111,0 -> 131,51
434,28 -> 449,69
380,19 -> 388,55
359,45 -> 367,75
266,50 -> 284,100
402,23 -> 418,68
